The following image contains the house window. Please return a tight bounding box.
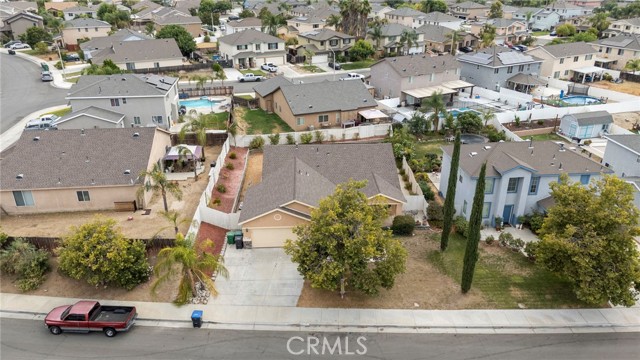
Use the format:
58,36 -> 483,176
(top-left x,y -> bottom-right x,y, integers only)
482,202 -> 491,218
618,49 -> 624,55
85,28 -> 88,32
320,41 -> 325,46
13,191 -> 34,207
507,178 -> 519,192
573,56 -> 579,62
94,27 -> 98,31
560,58 -> 565,64
553,71 -> 560,78
462,200 -> 468,215
134,116 -> 141,125
507,66 -> 513,74
529,176 -> 540,194
154,62 -> 160,68
484,178 -> 494,194
476,65 -> 480,69
255,44 -> 260,51
430,73 -> 435,82
76,190 -> 90,202
518,65 -> 524,72
313,24 -> 319,28
78,28 -> 81,32
122,98 -> 127,104
605,47 -> 611,54
527,64 -> 530,71
494,68 -> 499,74
152,115 -> 163,124
580,174 -> 590,185
585,54 -> 592,60
268,43 -> 278,50
564,70 -> 569,76
318,114 -> 329,123
329,39 -> 338,46
296,117 -> 304,126
126,63 -> 135,71
389,36 -> 396,42
343,39 -> 351,44
236,45 -> 248,50
409,76 -> 414,83
110,98 -> 120,106
459,175 -> 463,183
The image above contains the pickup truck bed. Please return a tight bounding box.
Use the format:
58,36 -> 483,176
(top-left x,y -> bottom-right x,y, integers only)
91,306 -> 135,323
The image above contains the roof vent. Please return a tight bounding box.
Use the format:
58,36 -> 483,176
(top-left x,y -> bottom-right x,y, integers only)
363,99 -> 367,102
33,136 -> 40,141
121,78 -> 126,81
81,129 -> 85,135
483,145 -> 491,150
16,174 -> 23,180
469,152 -> 478,157
133,132 -> 140,137
124,169 -> 131,175
91,179 -> 96,185
85,156 -> 90,163
402,68 -> 406,71
309,105 -> 313,108
433,65 -> 436,68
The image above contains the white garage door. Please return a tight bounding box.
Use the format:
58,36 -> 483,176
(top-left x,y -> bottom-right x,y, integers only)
251,227 -> 296,248
311,54 -> 328,64
265,56 -> 285,66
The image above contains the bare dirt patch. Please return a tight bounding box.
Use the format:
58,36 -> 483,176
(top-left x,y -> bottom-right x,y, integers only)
612,112 -> 640,131
232,107 -> 250,135
589,80 -> 640,96
297,230 -> 489,309
480,243 -> 532,277
239,151 -> 263,203
210,146 -> 247,213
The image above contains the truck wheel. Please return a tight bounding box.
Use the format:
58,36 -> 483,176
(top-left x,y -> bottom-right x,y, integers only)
49,326 -> 62,335
240,79 -> 244,82
104,328 -> 117,337
256,78 -> 261,82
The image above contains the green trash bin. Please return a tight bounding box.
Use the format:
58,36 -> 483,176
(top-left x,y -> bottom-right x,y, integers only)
226,231 -> 235,245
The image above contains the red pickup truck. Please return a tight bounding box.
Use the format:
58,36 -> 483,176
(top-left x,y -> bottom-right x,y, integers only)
45,301 -> 137,337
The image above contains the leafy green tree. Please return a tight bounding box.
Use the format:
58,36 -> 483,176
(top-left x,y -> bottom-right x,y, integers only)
625,58 -> 640,74
82,59 -> 123,75
488,1 -> 503,19
479,24 -> 496,48
97,3 -> 131,28
572,31 -> 598,42
398,29 -> 419,55
461,162 -> 486,293
456,111 -> 483,134
152,233 -> 228,306
386,126 -> 415,160
589,12 -> 610,37
440,131 -> 461,251
536,175 -> 640,306
555,23 -> 576,37
156,25 -> 196,56
138,163 -> 183,212
284,180 -> 407,298
407,112 -> 430,135
349,39 -> 375,60
419,0 -> 447,13
34,41 -> 49,54
57,217 -> 150,290
212,62 -> 227,86
145,22 -> 155,36
239,9 -> 254,18
19,27 -> 52,47
0,238 -> 50,291
420,91 -> 446,133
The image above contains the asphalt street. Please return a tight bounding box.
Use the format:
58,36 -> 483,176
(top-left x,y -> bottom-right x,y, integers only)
2,318 -> 639,360
0,52 -> 68,134
230,70 -> 371,93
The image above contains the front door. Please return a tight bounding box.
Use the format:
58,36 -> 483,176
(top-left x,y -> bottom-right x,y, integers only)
502,205 -> 514,225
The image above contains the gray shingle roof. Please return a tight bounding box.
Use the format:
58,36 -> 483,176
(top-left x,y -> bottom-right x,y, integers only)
442,140 -> 611,178
5,11 -> 42,23
565,111 -> 613,126
372,54 -> 460,77
604,134 -> 640,154
219,28 -> 283,46
379,23 -> 413,37
592,34 -> 640,51
64,6 -> 94,12
154,14 -> 201,25
298,28 -> 354,41
279,80 -> 375,116
416,24 -> 453,42
67,74 -> 177,98
64,18 -> 110,28
80,29 -> 152,52
387,7 -> 427,17
253,75 -> 293,97
451,1 -> 489,10
418,11 -> 461,23
56,106 -> 125,125
239,143 -> 405,223
0,128 -> 162,190
91,38 -> 182,64
537,42 -> 598,58
227,17 -> 263,27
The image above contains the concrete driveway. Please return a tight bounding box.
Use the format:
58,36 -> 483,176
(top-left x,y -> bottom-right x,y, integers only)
210,247 -> 304,307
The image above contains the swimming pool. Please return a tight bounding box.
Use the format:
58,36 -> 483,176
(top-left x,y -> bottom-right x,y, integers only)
442,108 -> 482,118
179,98 -> 223,108
460,134 -> 489,144
561,96 -> 604,106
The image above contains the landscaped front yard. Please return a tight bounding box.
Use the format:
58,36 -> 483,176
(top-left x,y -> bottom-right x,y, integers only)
233,107 -> 293,135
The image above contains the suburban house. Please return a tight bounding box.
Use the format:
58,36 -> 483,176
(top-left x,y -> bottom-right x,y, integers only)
285,6 -> 339,33
174,0 -> 201,15
417,24 -> 477,54
531,9 -> 563,31
591,34 -> 640,71
368,23 -> 425,56
268,80 -> 377,131
253,75 -> 293,113
384,7 -> 428,29
65,74 -> 179,129
62,6 -> 97,21
0,1 -> 37,15
605,17 -> 640,37
130,0 -> 163,27
218,29 -> 286,68
2,11 -> 43,38
526,42 -> 598,80
88,38 -> 184,71
297,28 -> 355,63
544,1 -> 592,18
369,54 -> 471,109
80,28 -> 153,60
62,18 -> 111,50
602,134 -> 640,210
559,111 -> 613,140
564,0 -> 604,7
238,143 -> 406,247
44,2 -> 78,17
370,3 -> 394,20
54,106 -> 127,129
501,5 -> 519,19
0,127 -> 172,215
470,18 -> 528,45
458,46 -> 543,92
225,17 -> 263,35
416,11 -> 464,31
153,12 -> 202,38
448,1 -> 489,20
439,140 -> 611,226
513,7 -> 542,29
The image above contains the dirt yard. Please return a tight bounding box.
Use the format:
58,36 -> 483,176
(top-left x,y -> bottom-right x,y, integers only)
210,146 -> 247,213
612,112 -> 640,131
1,146 -> 221,239
589,80 -> 640,96
297,229 -> 489,309
239,151 -> 263,203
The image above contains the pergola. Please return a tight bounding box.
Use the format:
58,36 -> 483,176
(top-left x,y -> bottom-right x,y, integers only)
506,73 -> 547,94
572,66 -> 607,84
358,109 -> 388,123
402,86 -> 456,107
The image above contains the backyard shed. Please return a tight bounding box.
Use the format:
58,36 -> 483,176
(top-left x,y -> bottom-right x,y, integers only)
559,111 -> 613,140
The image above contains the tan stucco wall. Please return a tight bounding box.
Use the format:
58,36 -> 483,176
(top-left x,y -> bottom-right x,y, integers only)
114,58 -> 184,71
138,130 -> 172,207
9,17 -> 44,37
242,209 -> 309,240
257,93 -> 274,113
527,47 -> 597,78
283,201 -> 312,215
63,26 -> 111,46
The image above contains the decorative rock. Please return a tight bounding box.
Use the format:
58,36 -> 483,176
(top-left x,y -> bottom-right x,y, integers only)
517,303 -> 527,309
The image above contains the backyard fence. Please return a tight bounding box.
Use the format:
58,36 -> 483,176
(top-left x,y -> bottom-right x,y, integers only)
170,131 -> 228,147
131,62 -> 212,74
232,96 -> 259,108
179,86 -> 234,98
401,157 -> 428,216
5,236 -> 174,253
620,72 -> 640,83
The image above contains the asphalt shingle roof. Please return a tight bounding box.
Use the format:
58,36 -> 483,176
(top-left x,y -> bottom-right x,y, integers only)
387,7 -> 427,17
605,135 -> 640,154
419,11 -> 461,23
565,111 -> 613,126
593,34 -> 640,50
67,74 -> 177,98
80,29 -> 152,52
252,75 -> 293,97
416,24 -> 453,42
459,46 -> 542,67
219,28 -> 283,46
372,54 -> 460,77
298,28 -> 354,41
227,17 -> 263,27
56,106 -> 125,125
538,42 -> 598,58
64,18 -> 110,28
279,80 -> 376,116
379,23 -> 413,37
239,143 -> 405,223
91,38 -> 182,64
154,14 -> 201,25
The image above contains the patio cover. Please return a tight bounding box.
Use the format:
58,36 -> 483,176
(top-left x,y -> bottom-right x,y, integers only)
507,73 -> 547,86
403,85 -> 456,99
164,144 -> 202,160
594,57 -> 616,63
358,109 -> 388,120
441,80 -> 475,89
573,66 -> 607,74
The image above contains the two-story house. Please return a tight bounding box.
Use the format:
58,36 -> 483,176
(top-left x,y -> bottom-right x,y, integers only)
297,28 -> 355,63
440,140 -> 612,226
564,0 -> 604,7
44,2 -> 78,17
218,29 -> 286,68
602,135 -> 640,211
605,17 -> 640,38
130,0 -> 163,27
370,3 -> 394,20
448,1 -> 489,20
559,111 -> 613,140
367,23 -> 425,56
470,18 -> 528,45
225,17 -> 263,35
545,1 -> 593,18
62,18 -> 111,50
81,28 -> 152,60
2,11 -> 43,39
526,42 -> 599,80
531,10 -> 563,31
62,6 -> 97,21
286,6 -> 338,33
458,46 -> 543,91
384,7 -> 428,29
64,74 -> 179,129
591,34 -> 640,70
513,7 -> 543,29
415,11 -> 464,30
88,38 -> 184,71
418,24 -> 477,54
153,11 -> 202,38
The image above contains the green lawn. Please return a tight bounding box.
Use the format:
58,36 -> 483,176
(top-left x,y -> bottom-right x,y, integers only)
414,138 -> 448,157
240,69 -> 267,76
191,112 -> 228,130
522,133 -> 567,142
40,107 -> 72,118
341,59 -> 376,70
235,95 -> 254,100
301,65 -> 325,73
426,233 -> 588,308
243,109 -> 293,134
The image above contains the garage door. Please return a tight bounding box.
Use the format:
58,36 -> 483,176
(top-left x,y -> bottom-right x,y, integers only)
265,56 -> 285,66
251,227 -> 296,248
312,54 -> 328,64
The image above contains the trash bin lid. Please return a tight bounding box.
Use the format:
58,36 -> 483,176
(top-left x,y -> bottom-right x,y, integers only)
191,310 -> 203,319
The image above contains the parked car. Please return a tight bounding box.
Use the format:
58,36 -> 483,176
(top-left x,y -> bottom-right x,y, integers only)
41,71 -> 53,82
228,15 -> 240,21
10,43 -> 30,50
8,49 -> 16,55
4,40 -> 22,48
549,31 -> 557,36
339,72 -> 365,81
513,45 -> 528,52
64,53 -> 80,61
25,114 -> 60,130
458,46 -> 473,53
260,62 -> 278,72
328,61 -> 342,70
45,300 -> 137,337
238,73 -> 264,82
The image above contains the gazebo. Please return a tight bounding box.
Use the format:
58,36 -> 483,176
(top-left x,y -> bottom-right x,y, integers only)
506,73 -> 548,94
163,144 -> 203,173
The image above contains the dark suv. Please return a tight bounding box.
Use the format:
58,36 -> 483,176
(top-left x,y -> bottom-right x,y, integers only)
328,61 -> 341,70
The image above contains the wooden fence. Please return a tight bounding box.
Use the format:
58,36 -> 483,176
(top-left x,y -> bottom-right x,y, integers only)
170,132 -> 228,147
5,236 -> 174,253
232,96 -> 259,108
179,86 -> 234,98
620,72 -> 640,83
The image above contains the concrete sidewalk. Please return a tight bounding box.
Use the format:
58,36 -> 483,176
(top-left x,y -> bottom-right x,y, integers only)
2,293 -> 639,334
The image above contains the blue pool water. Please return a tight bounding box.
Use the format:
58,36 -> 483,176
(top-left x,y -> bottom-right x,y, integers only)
561,96 -> 603,105
180,98 -> 222,108
442,108 -> 481,118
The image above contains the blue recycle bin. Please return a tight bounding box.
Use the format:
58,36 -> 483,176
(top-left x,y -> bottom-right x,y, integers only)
191,310 -> 203,328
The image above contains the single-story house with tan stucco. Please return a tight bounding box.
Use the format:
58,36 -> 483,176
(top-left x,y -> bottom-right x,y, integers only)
0,127 -> 171,214
238,143 -> 406,248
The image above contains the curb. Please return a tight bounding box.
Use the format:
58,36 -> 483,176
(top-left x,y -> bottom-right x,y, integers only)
6,49 -> 74,90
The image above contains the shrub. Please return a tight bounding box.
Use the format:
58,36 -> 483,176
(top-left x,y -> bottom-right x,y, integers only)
0,238 -> 50,292
483,125 -> 507,142
508,237 -> 525,252
498,232 -> 514,247
524,241 -> 538,261
216,184 -> 226,193
249,136 -> 265,149
485,235 -> 495,245
54,61 -> 63,70
300,133 -> 313,144
602,73 -> 613,81
418,180 -> 435,201
229,152 -> 237,159
204,35 -> 210,43
454,215 -> 468,237
286,133 -> 296,145
268,133 -> 280,145
0,230 -> 8,248
391,122 -> 404,132
402,174 -> 409,182
399,168 -> 406,176
212,198 -> 221,206
523,211 -> 545,234
391,215 -> 415,235
314,130 -> 324,143
537,119 -> 544,126
584,139 -> 592,146
514,116 -> 521,127
225,162 -> 234,170
427,201 -> 444,222
404,183 -> 412,191
34,41 -> 48,55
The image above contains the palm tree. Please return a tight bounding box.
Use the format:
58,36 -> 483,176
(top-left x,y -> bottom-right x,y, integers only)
367,23 -> 383,52
420,91 -> 446,133
326,14 -> 342,31
151,233 -> 229,306
138,163 -> 182,213
480,109 -> 496,127
158,210 -> 190,235
399,29 -> 418,55
525,11 -> 533,30
261,12 -> 281,36
479,24 -> 496,48
624,59 -> 640,74
446,29 -> 460,55
212,63 -> 227,86
339,0 -> 371,38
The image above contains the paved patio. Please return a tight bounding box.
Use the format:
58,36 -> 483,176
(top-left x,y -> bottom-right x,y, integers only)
481,226 -> 539,244
210,247 -> 304,307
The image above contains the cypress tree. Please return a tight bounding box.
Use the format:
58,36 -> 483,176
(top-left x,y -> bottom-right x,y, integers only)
461,162 -> 487,294
440,131 -> 461,251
